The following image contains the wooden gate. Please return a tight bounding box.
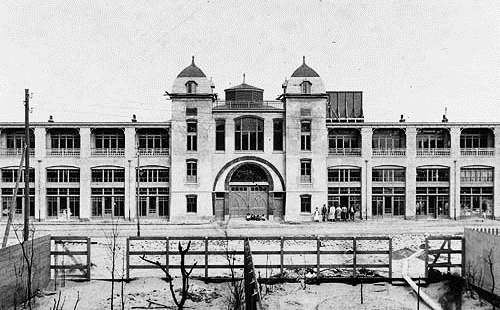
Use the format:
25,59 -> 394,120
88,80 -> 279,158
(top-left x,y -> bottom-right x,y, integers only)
228,185 -> 268,217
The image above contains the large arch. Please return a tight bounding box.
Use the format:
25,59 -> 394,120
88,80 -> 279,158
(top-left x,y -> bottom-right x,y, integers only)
212,156 -> 285,192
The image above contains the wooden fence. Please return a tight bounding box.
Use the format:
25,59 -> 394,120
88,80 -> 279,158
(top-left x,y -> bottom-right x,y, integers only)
424,235 -> 464,279
51,236 -> 91,282
126,236 -> 393,281
244,239 -> 263,310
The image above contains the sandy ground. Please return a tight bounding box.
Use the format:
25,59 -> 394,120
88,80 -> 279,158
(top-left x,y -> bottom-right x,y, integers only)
2,218 -> 499,309
31,278 -> 495,310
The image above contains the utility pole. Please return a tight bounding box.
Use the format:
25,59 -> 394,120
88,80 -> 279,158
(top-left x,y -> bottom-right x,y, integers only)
24,89 -> 30,242
136,148 -> 141,237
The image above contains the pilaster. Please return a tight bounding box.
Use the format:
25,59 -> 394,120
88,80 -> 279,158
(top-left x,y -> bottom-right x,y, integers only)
124,127 -> 136,159
80,127 -> 91,158
405,127 -> 417,219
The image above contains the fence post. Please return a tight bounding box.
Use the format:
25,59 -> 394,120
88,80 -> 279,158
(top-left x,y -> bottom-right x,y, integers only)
447,239 -> 451,274
126,238 -> 130,281
280,236 -> 284,278
165,237 -> 170,275
353,237 -> 357,278
204,236 -> 209,283
461,237 -> 466,277
316,236 -> 320,285
388,237 -> 392,282
86,237 -> 91,281
424,238 -> 429,280
244,239 -> 251,310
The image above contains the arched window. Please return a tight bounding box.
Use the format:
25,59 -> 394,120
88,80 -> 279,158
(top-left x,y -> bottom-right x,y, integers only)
234,117 -> 264,151
300,81 -> 312,94
186,81 -> 197,94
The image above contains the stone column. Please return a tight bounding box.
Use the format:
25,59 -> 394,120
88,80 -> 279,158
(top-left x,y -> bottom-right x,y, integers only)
80,128 -> 91,159
33,128 -> 46,220
124,127 -> 136,159
494,127 -> 500,219
449,127 -> 461,219
405,127 -> 417,219
79,127 -> 91,219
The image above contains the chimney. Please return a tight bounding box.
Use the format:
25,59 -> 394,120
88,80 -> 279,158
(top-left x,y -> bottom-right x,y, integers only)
131,114 -> 137,123
442,114 -> 448,123
48,115 -> 54,123
399,114 -> 405,123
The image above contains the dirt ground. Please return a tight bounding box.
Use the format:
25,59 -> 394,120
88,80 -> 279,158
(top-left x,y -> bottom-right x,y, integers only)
31,278 -> 495,310
2,218 -> 499,309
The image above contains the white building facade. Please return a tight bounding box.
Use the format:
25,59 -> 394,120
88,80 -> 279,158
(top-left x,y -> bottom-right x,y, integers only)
1,57 -> 499,222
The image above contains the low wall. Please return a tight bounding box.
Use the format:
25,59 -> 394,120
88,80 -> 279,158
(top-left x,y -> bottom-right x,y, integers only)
464,228 -> 500,296
0,235 -> 51,308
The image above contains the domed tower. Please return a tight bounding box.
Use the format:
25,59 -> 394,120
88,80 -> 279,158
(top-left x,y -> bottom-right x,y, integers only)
168,57 -> 215,221
283,57 -> 328,222
224,74 -> 264,107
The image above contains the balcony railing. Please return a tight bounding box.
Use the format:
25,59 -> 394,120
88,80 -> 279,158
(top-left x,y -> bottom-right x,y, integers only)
137,148 -> 169,157
91,148 -> 125,157
46,148 -> 81,157
0,148 -> 35,157
372,148 -> 406,157
417,148 -> 451,157
328,148 -> 361,156
213,100 -> 284,110
460,148 -> 495,157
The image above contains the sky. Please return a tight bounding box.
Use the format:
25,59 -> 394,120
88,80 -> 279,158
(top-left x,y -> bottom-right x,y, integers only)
1,0 -> 499,123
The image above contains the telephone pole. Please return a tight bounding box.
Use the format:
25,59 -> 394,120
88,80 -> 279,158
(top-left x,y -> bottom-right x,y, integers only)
24,89 -> 30,242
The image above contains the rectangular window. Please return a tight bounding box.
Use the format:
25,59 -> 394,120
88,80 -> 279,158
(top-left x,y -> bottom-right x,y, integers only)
46,169 -> 80,183
416,168 -> 450,182
300,121 -> 311,151
186,107 -> 197,116
215,120 -> 225,151
234,118 -> 264,151
187,122 -> 197,151
1,168 -> 35,183
460,168 -> 494,183
300,160 -> 311,183
300,195 -> 311,213
187,195 -> 197,213
273,119 -> 284,151
138,132 -> 169,150
328,168 -> 361,182
186,160 -> 197,183
372,168 -> 405,182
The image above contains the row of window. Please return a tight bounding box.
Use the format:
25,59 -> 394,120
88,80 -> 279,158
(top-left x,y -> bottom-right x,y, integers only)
4,132 -> 170,150
326,168 -> 493,183
1,187 -> 174,218
0,168 -> 169,183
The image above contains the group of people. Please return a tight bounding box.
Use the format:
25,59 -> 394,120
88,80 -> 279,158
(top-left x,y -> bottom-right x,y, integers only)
313,204 -> 356,222
246,213 -> 266,221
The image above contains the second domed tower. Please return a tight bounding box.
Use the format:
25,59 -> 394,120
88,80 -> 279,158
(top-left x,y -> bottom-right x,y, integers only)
283,56 -> 325,95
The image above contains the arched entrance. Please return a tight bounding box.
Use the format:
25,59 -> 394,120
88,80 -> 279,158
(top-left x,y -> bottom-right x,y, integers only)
227,163 -> 270,217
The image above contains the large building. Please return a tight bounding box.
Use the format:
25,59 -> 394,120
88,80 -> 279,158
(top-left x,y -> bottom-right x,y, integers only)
1,57 -> 499,222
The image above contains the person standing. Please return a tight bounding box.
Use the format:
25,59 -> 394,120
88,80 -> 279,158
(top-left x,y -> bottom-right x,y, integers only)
313,207 -> 320,222
341,205 -> 348,222
349,205 -> 355,221
335,205 -> 342,222
328,205 -> 335,222
321,204 -> 328,222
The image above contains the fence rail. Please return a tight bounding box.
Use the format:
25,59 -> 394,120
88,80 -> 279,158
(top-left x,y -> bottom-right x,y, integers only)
51,236 -> 91,281
126,236 -> 393,281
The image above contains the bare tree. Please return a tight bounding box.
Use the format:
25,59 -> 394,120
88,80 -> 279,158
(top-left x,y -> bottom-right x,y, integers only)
13,225 -> 36,310
140,241 -> 197,310
103,219 -> 123,309
485,248 -> 496,296
221,234 -> 244,310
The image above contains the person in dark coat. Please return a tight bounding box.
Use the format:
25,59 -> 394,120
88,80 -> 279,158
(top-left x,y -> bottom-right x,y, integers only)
321,204 -> 328,222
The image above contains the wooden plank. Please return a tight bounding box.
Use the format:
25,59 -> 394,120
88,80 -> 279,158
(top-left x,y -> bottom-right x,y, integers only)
126,238 -> 130,281
316,236 -> 320,283
51,264 -> 88,270
428,249 -> 462,255
86,237 -> 91,281
50,251 -> 88,255
280,237 -> 284,277
204,237 -> 209,282
352,238 -> 357,277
